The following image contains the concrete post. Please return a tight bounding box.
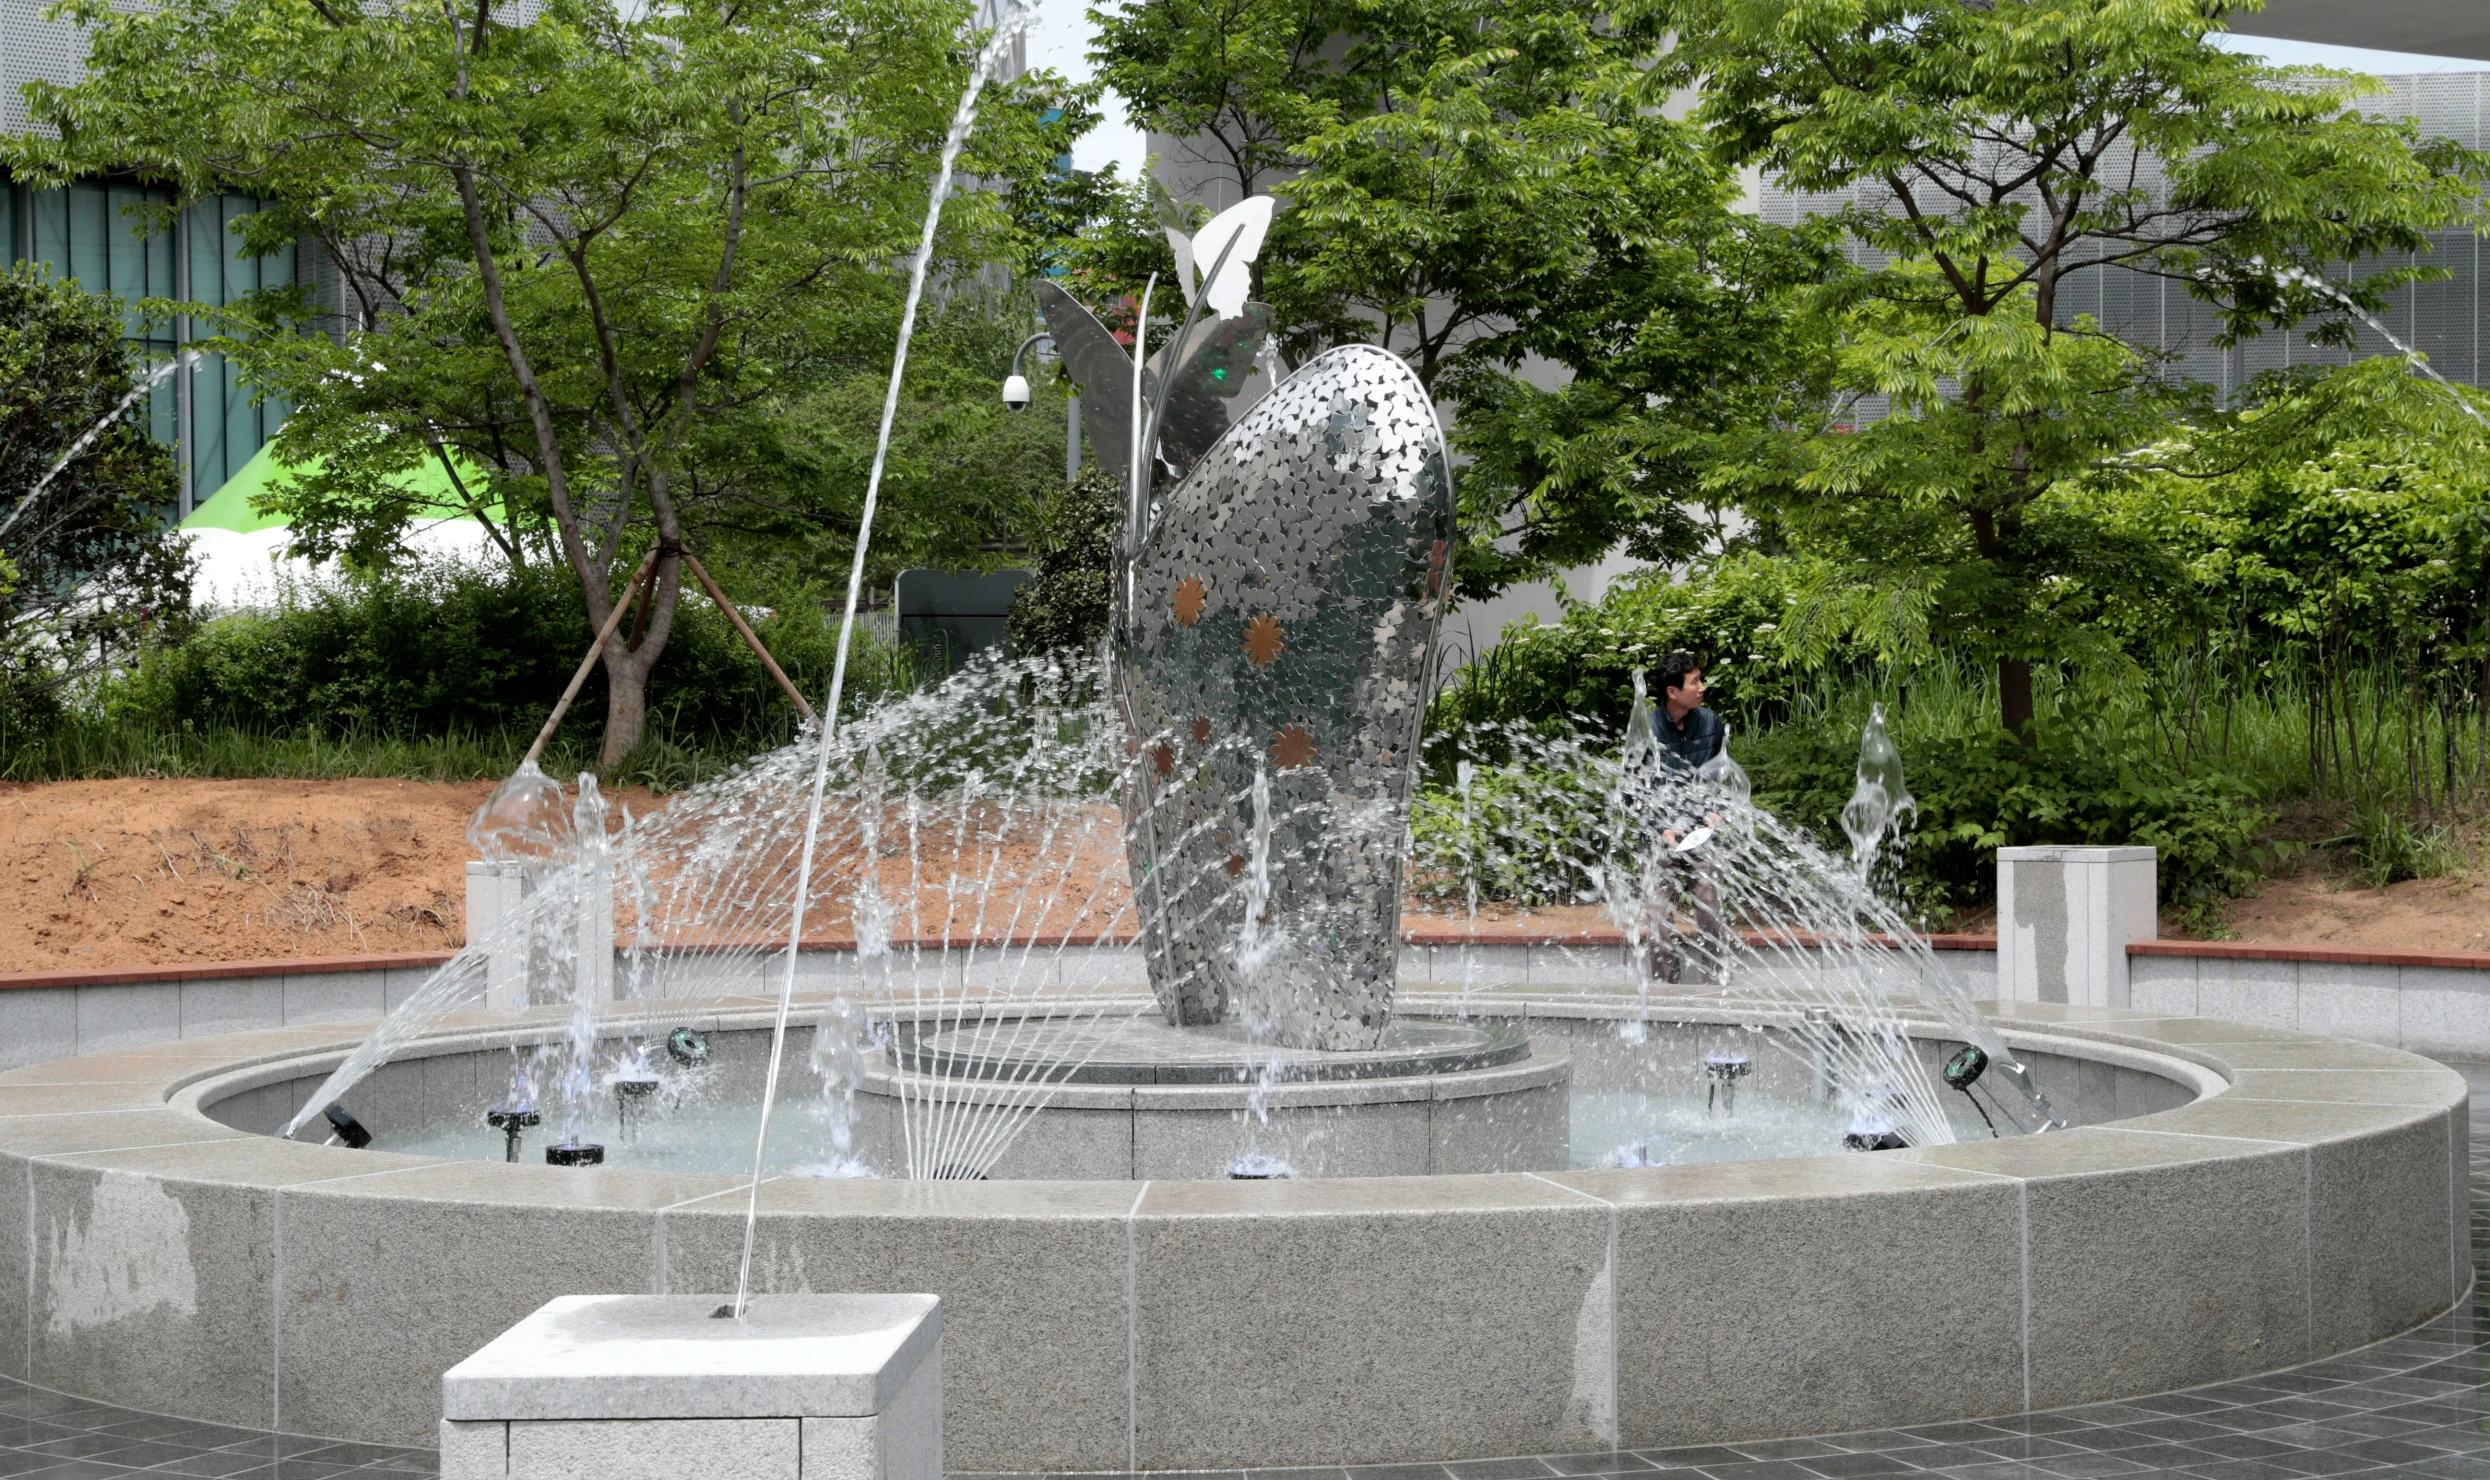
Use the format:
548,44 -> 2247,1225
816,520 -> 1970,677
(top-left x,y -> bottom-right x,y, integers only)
467,861 -> 533,1011
441,1294 -> 942,1480
1996,846 -> 2158,1008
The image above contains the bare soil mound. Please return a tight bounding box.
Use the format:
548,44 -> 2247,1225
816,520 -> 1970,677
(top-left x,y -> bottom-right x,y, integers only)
4,779 -> 2486,972
0,778 -> 496,969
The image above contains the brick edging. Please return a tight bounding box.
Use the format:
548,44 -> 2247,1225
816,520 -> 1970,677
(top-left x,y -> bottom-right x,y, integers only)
2128,939 -> 2490,971
8,931 -> 2482,994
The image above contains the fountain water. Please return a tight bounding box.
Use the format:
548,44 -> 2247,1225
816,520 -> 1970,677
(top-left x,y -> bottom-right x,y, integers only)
1,349 -> 195,542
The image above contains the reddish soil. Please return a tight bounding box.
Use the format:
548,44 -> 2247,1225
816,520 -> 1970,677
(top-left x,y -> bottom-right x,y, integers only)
2177,867 -> 2490,954
4,779 -> 2488,971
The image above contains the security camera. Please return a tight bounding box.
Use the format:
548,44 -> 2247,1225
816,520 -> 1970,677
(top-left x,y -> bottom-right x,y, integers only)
1001,373 -> 1032,412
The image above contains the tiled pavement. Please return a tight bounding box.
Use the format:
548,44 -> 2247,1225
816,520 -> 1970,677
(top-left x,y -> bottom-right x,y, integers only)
7,1143 -> 2490,1480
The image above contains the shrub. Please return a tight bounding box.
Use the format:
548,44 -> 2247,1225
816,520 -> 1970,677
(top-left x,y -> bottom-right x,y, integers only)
1007,465 -> 1117,657
1427,552 -> 1870,748
1744,715 -> 2270,919
106,558 -> 865,751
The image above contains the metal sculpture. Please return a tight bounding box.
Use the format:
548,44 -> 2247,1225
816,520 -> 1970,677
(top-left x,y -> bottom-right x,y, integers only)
1036,205 -> 1455,1051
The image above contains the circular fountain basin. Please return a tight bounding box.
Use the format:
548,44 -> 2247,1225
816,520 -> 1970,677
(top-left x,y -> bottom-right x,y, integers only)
0,994 -> 2466,1474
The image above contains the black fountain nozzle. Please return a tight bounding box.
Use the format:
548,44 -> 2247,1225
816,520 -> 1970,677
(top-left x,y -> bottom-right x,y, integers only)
1703,1051 -> 1753,1115
486,1106 -> 541,1163
666,1027 -> 710,1067
1843,1128 -> 1909,1152
1228,1153 -> 1293,1180
322,1104 -> 372,1149
615,1076 -> 660,1145
547,1140 -> 605,1167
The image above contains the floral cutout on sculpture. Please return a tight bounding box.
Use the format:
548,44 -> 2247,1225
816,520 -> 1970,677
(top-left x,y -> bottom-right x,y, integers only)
1243,614 -> 1284,667
1173,575 -> 1208,627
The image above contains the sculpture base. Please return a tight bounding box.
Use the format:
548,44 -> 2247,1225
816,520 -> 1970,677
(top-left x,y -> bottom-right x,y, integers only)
862,1016 -> 1569,1179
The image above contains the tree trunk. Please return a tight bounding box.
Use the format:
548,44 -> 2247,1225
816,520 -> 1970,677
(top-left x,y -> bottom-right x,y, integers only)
1999,657 -> 2036,743
601,653 -> 650,766
596,554 -> 682,766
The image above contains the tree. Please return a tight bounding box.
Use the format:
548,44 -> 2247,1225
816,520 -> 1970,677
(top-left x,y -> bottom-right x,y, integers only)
1658,0 -> 2490,738
0,267 -> 191,724
1097,0 -> 1813,600
11,0 -> 1080,761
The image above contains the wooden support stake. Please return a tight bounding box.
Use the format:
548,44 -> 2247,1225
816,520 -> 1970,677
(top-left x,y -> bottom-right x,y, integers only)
523,548 -> 661,769
682,550 -> 817,722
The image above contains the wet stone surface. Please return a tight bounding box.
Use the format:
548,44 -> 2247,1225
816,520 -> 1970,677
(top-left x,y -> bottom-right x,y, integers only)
7,1134 -> 2490,1479
897,1016 -> 1530,1085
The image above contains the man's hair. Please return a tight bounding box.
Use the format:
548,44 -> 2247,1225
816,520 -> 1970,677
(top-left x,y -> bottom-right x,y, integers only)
1654,651 -> 1703,692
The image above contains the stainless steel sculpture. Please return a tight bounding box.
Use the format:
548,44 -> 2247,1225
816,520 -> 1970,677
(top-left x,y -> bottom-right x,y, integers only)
1037,238 -> 1455,1051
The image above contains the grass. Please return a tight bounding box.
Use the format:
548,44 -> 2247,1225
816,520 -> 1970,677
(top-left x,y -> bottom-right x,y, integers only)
0,716 -> 794,792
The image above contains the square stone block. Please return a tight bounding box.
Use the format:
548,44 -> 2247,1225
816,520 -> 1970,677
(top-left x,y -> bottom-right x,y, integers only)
2304,1107 -> 2462,1350
1906,1127 -> 2310,1406
2125,955 -> 2197,1017
1553,1156 -> 2023,1446
2193,957 -> 2299,1030
659,1178 -> 1134,1473
180,976 -> 288,1040
2293,962 -> 2402,1047
0,986 -> 78,1071
2395,968 -> 2490,1060
279,1162 -> 708,1445
283,971 -> 388,1025
75,982 -> 183,1056
1129,1175 -> 1611,1468
509,1418 -> 799,1480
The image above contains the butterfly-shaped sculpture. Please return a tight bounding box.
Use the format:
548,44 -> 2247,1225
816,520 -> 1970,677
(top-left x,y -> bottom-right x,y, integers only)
1037,203 -> 1454,1053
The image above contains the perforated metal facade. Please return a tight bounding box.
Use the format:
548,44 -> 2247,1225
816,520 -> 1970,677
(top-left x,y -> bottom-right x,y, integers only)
5,0 -> 304,514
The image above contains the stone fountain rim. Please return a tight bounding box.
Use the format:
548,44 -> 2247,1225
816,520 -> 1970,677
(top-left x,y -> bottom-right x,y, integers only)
133,992 -> 2263,1197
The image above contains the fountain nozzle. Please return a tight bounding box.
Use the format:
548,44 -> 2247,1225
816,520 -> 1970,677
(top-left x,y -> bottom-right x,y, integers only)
486,1106 -> 541,1163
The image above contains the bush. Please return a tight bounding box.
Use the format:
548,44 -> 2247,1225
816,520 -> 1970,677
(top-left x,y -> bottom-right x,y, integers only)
1427,552 -> 1868,748
1745,714 -> 2271,920
105,558 -> 866,753
1007,465 -> 1117,656
2350,804 -> 2460,890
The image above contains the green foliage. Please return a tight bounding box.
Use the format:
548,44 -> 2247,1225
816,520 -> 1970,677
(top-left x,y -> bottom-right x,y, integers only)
1427,553 -> 1860,747
1407,756 -> 1617,907
0,266 -> 191,724
1744,717 -> 2270,921
2350,805 -> 2461,891
103,560 -> 886,751
1008,464 -> 1119,656
1652,0 -> 2490,732
7,0 -> 1087,759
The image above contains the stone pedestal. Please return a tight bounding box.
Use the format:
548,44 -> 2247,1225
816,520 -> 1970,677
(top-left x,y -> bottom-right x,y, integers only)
466,859 -> 615,1010
441,1294 -> 940,1480
466,860 -> 532,1010
1997,846 -> 2157,1008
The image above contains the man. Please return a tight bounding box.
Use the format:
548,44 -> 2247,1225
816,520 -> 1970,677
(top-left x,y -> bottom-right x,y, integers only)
1636,651 -> 1728,985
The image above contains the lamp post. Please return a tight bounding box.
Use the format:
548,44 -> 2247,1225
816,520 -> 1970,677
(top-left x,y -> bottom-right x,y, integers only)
1004,331 -> 1079,481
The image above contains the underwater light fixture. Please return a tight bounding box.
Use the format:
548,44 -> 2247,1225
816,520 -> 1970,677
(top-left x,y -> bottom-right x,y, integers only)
322,1104 -> 372,1149
1228,1153 -> 1294,1179
666,1027 -> 710,1066
1941,1044 -> 2017,1138
546,1141 -> 605,1167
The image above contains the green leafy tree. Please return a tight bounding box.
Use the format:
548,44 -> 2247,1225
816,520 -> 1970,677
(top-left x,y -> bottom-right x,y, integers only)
0,267 -> 191,724
11,0 -> 1080,761
1661,0 -> 2490,738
